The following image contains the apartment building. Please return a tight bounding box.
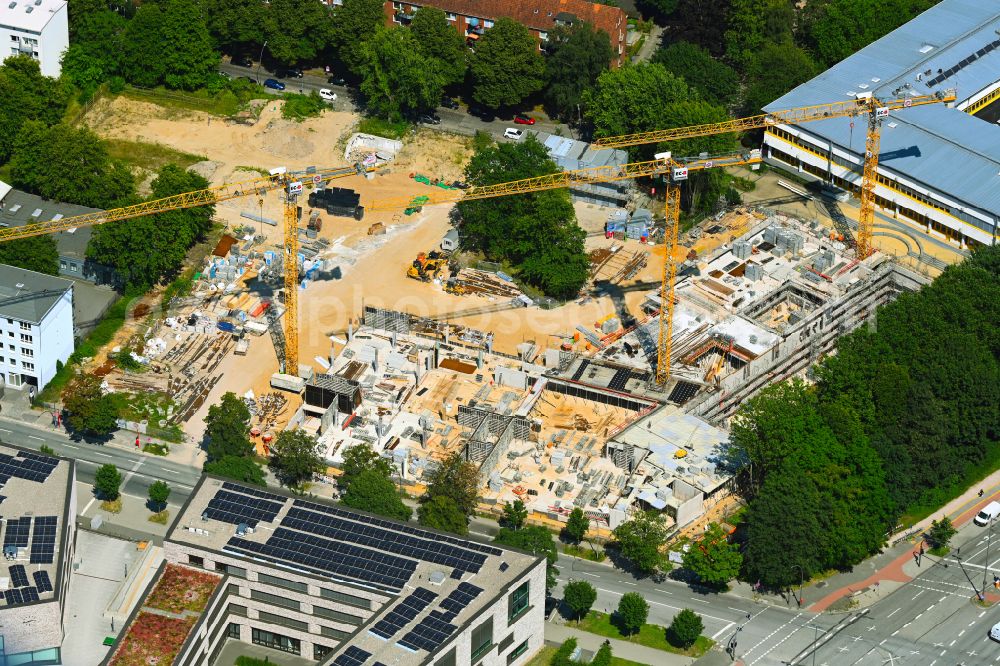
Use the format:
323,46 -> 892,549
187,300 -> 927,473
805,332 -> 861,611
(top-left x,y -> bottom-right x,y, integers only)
0,444 -> 77,666
151,476 -> 546,665
0,266 -> 74,393
386,0 -> 627,67
0,0 -> 68,77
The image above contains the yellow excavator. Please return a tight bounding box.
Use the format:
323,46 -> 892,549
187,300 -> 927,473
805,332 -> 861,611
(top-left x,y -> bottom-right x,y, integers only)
406,251 -> 450,282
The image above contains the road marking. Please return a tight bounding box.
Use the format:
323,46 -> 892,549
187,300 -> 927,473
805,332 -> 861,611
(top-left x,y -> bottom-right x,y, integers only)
592,587 -> 734,624
970,621 -> 977,626
621,581 -> 637,586
950,640 -> 957,646
581,572 -> 601,578
729,607 -> 746,612
711,621 -> 734,640
689,598 -> 710,604
742,610 -> 801,661
980,610 -> 987,618
91,452 -> 113,458
887,608 -> 901,618
0,428 -> 10,433
892,630 -> 899,636
64,444 -> 79,449
82,497 -> 96,515
958,629 -> 966,637
915,613 -> 923,620
912,590 -> 924,600
27,435 -> 43,441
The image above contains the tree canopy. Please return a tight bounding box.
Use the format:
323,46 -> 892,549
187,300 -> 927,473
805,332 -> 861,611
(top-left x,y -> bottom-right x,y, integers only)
120,0 -> 218,90
262,0 -> 334,66
359,26 -> 444,119
94,463 -> 122,500
668,609 -> 703,649
417,495 -> 469,535
501,499 -> 528,530
563,507 -> 589,545
563,580 -> 597,621
615,592 -> 648,635
268,428 -> 325,490
148,480 -> 171,510
742,42 -> 817,114
0,56 -> 69,163
0,236 -> 59,276
63,373 -> 119,436
808,0 -> 939,66
330,0 -> 385,75
423,452 -> 480,519
202,392 -> 254,461
341,468 -> 412,521
339,443 -> 394,493
204,455 -> 266,485
611,510 -> 668,574
470,17 -> 545,109
652,41 -> 739,108
544,22 -> 612,121
410,7 -> 468,87
682,523 -> 742,588
494,526 -> 560,590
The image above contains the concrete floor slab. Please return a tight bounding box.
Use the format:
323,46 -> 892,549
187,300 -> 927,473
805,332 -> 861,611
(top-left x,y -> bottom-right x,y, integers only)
212,638 -> 317,666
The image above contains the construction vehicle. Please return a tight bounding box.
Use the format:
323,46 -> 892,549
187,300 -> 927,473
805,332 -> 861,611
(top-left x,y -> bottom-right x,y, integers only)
444,279 -> 468,295
407,251 -> 450,282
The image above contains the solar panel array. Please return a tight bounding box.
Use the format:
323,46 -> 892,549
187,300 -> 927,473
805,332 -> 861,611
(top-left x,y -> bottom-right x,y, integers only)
332,646 -> 371,666
397,582 -> 483,653
4,588 -> 23,605
222,481 -> 285,503
371,587 -> 437,640
30,516 -> 57,564
1,564 -> 49,607
204,489 -> 282,528
926,39 -> 1000,87
32,570 -> 52,593
8,565 -> 28,587
0,452 -> 58,488
438,582 -> 483,622
4,517 -> 31,548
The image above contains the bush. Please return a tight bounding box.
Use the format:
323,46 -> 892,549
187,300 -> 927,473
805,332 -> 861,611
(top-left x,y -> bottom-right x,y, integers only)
616,592 -> 648,636
357,116 -> 411,139
667,609 -> 703,649
282,91 -> 327,121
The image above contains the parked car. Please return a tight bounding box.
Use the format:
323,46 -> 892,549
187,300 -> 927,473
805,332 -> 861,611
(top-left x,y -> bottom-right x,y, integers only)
277,67 -> 303,78
451,181 -> 470,190
469,104 -> 495,122
441,96 -> 459,109
319,88 -> 337,102
327,75 -> 347,86
514,114 -> 535,125
419,113 -> 442,125
263,78 -> 285,91
503,128 -> 523,140
232,54 -> 253,67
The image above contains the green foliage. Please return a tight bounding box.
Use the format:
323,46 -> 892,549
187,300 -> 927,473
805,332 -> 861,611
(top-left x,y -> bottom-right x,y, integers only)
357,116 -> 412,140
203,392 -> 254,461
39,445 -> 56,456
0,56 -> 69,163
87,164 -> 211,290
281,91 -> 328,121
809,0 -> 939,66
424,452 -> 480,518
359,26 -> 445,119
681,523 -> 742,588
410,7 -> 468,87
589,643 -> 612,666
114,347 -> 145,373
263,0 -> 334,66
472,130 -> 493,152
417,495 -> 469,535
120,0 -> 218,90
268,429 -> 325,490
635,0 -> 678,18
457,137 -> 588,299
148,480 -> 171,510
927,516 -> 956,550
501,499 -> 529,530
742,42 -> 818,114
94,463 -> 122,500
161,268 -> 196,313
550,639 -> 578,666
563,507 -> 589,544
563,580 -> 597,621
724,0 -> 794,71
470,17 -> 545,108
61,6 -> 125,96
494,526 -> 560,590
331,0 -> 386,75
9,121 -> 135,209
339,443 -> 394,492
199,0 -> 265,53
204,455 -> 266,486
63,374 -> 120,436
0,236 -> 59,276
341,468 -> 413,521
667,609 -> 703,649
611,510 -> 668,574
615,592 -> 649,636
652,42 -> 739,108
544,22 -> 613,121
235,656 -> 274,666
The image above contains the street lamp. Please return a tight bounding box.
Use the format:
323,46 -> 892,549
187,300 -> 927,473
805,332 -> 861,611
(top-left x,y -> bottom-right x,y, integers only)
726,612 -> 752,661
255,40 -> 268,84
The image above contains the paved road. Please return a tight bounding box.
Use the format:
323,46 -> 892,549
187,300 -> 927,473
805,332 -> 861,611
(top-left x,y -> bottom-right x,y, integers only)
217,61 -> 573,141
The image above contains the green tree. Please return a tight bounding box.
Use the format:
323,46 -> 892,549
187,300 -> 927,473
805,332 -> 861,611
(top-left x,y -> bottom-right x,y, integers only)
359,26 -> 445,119
927,516 -> 956,550
724,0 -> 794,71
652,41 -> 739,108
0,56 -> 70,163
330,0 -> 385,75
457,137 -> 588,298
9,122 -> 134,209
667,0 -> 729,54
470,17 -> 545,109
410,7 -> 467,86
682,523 -> 742,588
341,468 -> 413,521
590,643 -> 612,666
544,22 -> 612,121
423,452 -> 480,518
501,499 -> 528,530
87,164 -> 212,291
494,526 -> 560,590
562,580 -> 597,621
0,236 -> 59,276
636,0 -> 678,19
120,0 -> 218,90
667,608 -> 703,649
202,392 -> 254,461
809,0 -> 938,66
339,442 -> 394,493
94,463 -> 122,500
200,0 -> 266,53
611,510 -> 668,574
268,429 -> 325,491
62,374 -> 119,437
615,592 -> 648,635
563,507 -> 589,544
148,480 -> 171,511
204,455 -> 266,485
418,495 -> 469,535
263,0 -> 334,66
61,7 -> 125,95
743,42 -> 818,114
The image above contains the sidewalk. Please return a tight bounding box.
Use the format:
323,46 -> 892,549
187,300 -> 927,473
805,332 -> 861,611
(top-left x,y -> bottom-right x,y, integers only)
806,471 -> 1000,612
545,621 -> 694,666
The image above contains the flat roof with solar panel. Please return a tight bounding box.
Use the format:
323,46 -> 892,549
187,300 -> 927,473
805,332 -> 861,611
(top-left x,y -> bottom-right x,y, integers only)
0,445 -> 72,613
168,476 -> 544,666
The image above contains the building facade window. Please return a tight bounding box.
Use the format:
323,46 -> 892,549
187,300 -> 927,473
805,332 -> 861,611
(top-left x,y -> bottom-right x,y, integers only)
257,610 -> 309,632
320,625 -> 351,640
251,589 -> 301,611
484,19 -> 493,28
229,603 -> 248,617
227,622 -> 241,638
471,617 -> 493,663
257,572 -> 308,593
19,322 -> 30,331
216,562 -> 247,578
319,588 -> 371,609
188,554 -> 204,567
19,334 -> 31,343
446,12 -> 456,20
436,647 -> 457,666
252,628 -> 301,655
21,348 -> 33,358
507,639 -> 530,664
313,605 -> 362,625
22,361 -> 34,372
508,581 -> 529,623
314,644 -> 334,660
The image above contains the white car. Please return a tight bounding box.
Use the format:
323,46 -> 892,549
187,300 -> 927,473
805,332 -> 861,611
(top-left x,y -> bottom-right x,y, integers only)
503,128 -> 523,140
319,88 -> 337,102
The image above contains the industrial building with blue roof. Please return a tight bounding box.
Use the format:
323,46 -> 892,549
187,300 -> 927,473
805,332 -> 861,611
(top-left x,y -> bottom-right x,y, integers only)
762,0 -> 1000,249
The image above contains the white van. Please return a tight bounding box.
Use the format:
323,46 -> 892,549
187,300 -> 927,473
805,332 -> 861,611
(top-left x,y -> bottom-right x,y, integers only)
991,621 -> 1000,642
975,501 -> 1000,526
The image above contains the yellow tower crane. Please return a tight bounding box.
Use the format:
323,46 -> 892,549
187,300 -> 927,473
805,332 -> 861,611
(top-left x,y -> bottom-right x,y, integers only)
0,164 -> 371,375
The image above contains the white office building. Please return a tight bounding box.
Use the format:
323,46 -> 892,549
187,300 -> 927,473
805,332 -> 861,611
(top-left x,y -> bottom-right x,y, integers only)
0,0 -> 68,78
0,265 -> 74,393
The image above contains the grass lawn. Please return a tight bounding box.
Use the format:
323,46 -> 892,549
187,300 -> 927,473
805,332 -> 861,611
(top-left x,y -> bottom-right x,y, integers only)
104,138 -> 207,172
526,645 -> 558,666
358,116 -> 412,140
119,85 -> 263,117
576,611 -> 713,658
563,544 -> 607,562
